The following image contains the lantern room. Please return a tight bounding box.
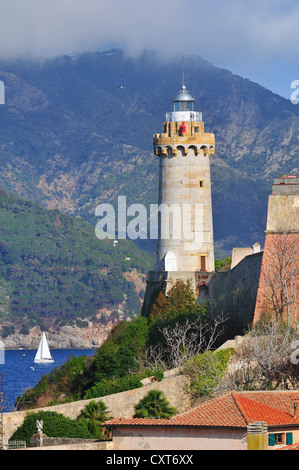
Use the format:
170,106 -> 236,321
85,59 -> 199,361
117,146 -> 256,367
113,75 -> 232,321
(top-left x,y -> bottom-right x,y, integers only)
173,85 -> 194,112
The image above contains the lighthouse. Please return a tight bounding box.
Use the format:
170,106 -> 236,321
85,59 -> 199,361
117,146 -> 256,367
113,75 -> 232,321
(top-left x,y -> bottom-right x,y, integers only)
143,68 -> 266,325
153,80 -> 215,275
142,71 -> 217,314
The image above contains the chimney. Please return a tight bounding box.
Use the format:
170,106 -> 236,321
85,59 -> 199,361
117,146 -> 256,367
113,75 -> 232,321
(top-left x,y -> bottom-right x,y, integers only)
247,421 -> 268,450
294,403 -> 298,419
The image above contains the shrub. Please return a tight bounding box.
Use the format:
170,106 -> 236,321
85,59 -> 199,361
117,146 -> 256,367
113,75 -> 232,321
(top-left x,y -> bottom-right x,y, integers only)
182,348 -> 235,398
133,390 -> 177,419
148,279 -> 204,323
77,400 -> 113,439
84,375 -> 143,399
10,411 -> 93,447
1,325 -> 15,338
91,316 -> 150,383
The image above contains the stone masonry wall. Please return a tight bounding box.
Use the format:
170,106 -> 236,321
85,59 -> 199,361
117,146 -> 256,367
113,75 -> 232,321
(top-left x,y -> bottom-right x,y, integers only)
3,369 -> 190,443
208,251 -> 263,336
144,251 -> 262,334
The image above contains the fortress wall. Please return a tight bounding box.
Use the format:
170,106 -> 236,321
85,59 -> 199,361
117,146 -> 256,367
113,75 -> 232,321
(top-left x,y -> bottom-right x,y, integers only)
3,369 -> 190,442
143,252 -> 262,329
210,251 -> 263,303
253,176 -> 299,327
253,233 -> 299,326
208,251 -> 263,335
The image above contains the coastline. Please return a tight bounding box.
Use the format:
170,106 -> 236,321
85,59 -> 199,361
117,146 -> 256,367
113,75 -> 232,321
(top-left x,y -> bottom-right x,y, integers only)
1,321 -> 116,350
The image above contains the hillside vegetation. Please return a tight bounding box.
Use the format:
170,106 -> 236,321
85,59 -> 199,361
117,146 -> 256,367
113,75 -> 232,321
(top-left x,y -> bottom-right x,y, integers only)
16,279 -> 298,412
0,189 -> 154,336
16,280 -> 211,409
1,50 -> 299,255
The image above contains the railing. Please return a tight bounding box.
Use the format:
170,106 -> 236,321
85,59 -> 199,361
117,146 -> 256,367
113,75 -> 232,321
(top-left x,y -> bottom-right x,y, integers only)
7,440 -> 26,450
166,111 -> 202,122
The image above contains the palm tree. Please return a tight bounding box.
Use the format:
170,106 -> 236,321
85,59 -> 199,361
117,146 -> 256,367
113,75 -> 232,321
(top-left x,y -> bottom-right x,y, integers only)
77,400 -> 112,439
133,390 -> 177,419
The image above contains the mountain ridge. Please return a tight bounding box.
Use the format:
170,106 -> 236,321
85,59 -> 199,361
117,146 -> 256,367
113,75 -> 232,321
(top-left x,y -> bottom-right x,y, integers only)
0,49 -> 298,257
0,188 -> 153,347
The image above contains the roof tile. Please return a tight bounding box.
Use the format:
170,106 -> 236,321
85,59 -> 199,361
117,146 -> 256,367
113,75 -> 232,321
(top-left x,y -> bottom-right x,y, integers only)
105,391 -> 299,429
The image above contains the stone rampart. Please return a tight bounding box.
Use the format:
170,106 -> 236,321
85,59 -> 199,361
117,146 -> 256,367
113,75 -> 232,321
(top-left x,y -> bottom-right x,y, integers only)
3,368 -> 190,444
208,251 -> 263,336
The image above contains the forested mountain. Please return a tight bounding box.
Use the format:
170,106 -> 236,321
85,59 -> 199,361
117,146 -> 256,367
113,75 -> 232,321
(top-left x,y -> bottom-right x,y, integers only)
0,49 -> 299,257
0,189 -> 153,342
0,48 -> 298,342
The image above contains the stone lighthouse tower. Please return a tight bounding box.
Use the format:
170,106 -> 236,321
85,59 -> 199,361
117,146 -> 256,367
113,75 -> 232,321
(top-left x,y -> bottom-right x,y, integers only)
153,81 -> 215,274
143,76 -> 216,309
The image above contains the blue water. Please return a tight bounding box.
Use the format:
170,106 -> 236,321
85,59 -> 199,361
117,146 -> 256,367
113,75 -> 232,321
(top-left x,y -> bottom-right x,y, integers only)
0,349 -> 95,412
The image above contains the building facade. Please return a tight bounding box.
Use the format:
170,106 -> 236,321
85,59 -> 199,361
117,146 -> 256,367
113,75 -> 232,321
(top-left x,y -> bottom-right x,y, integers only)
105,391 -> 299,451
253,176 -> 299,327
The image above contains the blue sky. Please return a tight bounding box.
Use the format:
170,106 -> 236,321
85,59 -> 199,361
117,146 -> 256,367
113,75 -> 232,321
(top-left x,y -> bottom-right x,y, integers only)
0,0 -> 299,99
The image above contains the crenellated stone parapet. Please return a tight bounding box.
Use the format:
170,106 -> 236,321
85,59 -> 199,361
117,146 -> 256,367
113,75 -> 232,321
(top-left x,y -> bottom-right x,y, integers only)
153,120 -> 215,157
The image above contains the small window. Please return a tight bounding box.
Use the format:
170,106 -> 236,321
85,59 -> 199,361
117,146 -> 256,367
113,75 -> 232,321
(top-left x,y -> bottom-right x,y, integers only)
174,101 -> 194,112
275,434 -> 283,444
268,433 -> 285,446
198,179 -> 205,189
200,256 -> 206,271
193,126 -> 199,133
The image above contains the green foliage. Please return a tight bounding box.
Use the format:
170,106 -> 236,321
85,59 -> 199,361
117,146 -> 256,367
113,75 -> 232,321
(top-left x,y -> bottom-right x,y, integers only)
222,257 -> 232,270
0,190 -> 154,331
148,279 -> 205,323
10,411 -> 93,447
133,390 -> 177,419
16,280 -> 210,410
17,355 -> 92,409
182,348 -> 235,398
77,400 -> 112,439
84,375 -> 143,400
46,354 -> 91,396
215,259 -> 223,271
147,280 -> 207,348
214,257 -> 232,271
1,325 -> 15,338
90,315 -> 150,383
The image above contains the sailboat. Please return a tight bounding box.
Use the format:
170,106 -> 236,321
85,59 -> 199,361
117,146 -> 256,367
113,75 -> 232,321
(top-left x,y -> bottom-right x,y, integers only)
34,332 -> 54,363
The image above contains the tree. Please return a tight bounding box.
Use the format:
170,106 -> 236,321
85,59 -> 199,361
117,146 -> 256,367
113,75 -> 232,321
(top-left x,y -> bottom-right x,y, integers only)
215,259 -> 223,271
138,313 -> 227,371
256,233 -> 299,328
133,390 -> 177,419
218,316 -> 299,392
182,348 -> 235,398
148,279 -> 204,323
77,400 -> 112,439
214,257 -> 231,271
91,315 -> 150,382
160,314 -> 227,368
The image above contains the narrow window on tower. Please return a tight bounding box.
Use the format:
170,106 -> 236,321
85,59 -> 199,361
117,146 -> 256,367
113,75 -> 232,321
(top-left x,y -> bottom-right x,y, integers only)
199,255 -> 207,271
198,179 -> 205,189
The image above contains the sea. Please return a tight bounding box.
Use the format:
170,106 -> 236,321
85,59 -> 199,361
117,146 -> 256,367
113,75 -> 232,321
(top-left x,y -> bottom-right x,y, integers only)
0,348 -> 96,412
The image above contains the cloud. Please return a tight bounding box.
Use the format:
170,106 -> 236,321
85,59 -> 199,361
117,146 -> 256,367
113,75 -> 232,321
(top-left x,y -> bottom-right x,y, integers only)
0,0 -> 299,97
0,0 -> 297,60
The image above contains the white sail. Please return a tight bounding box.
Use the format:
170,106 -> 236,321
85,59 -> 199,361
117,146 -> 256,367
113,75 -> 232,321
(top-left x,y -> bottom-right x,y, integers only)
34,332 -> 54,363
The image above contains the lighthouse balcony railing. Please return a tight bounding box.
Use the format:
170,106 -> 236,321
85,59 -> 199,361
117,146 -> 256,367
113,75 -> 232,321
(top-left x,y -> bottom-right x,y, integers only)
166,111 -> 202,122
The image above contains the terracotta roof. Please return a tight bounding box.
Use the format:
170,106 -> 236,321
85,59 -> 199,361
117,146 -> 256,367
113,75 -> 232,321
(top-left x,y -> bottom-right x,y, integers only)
278,443 -> 299,450
105,391 -> 299,429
